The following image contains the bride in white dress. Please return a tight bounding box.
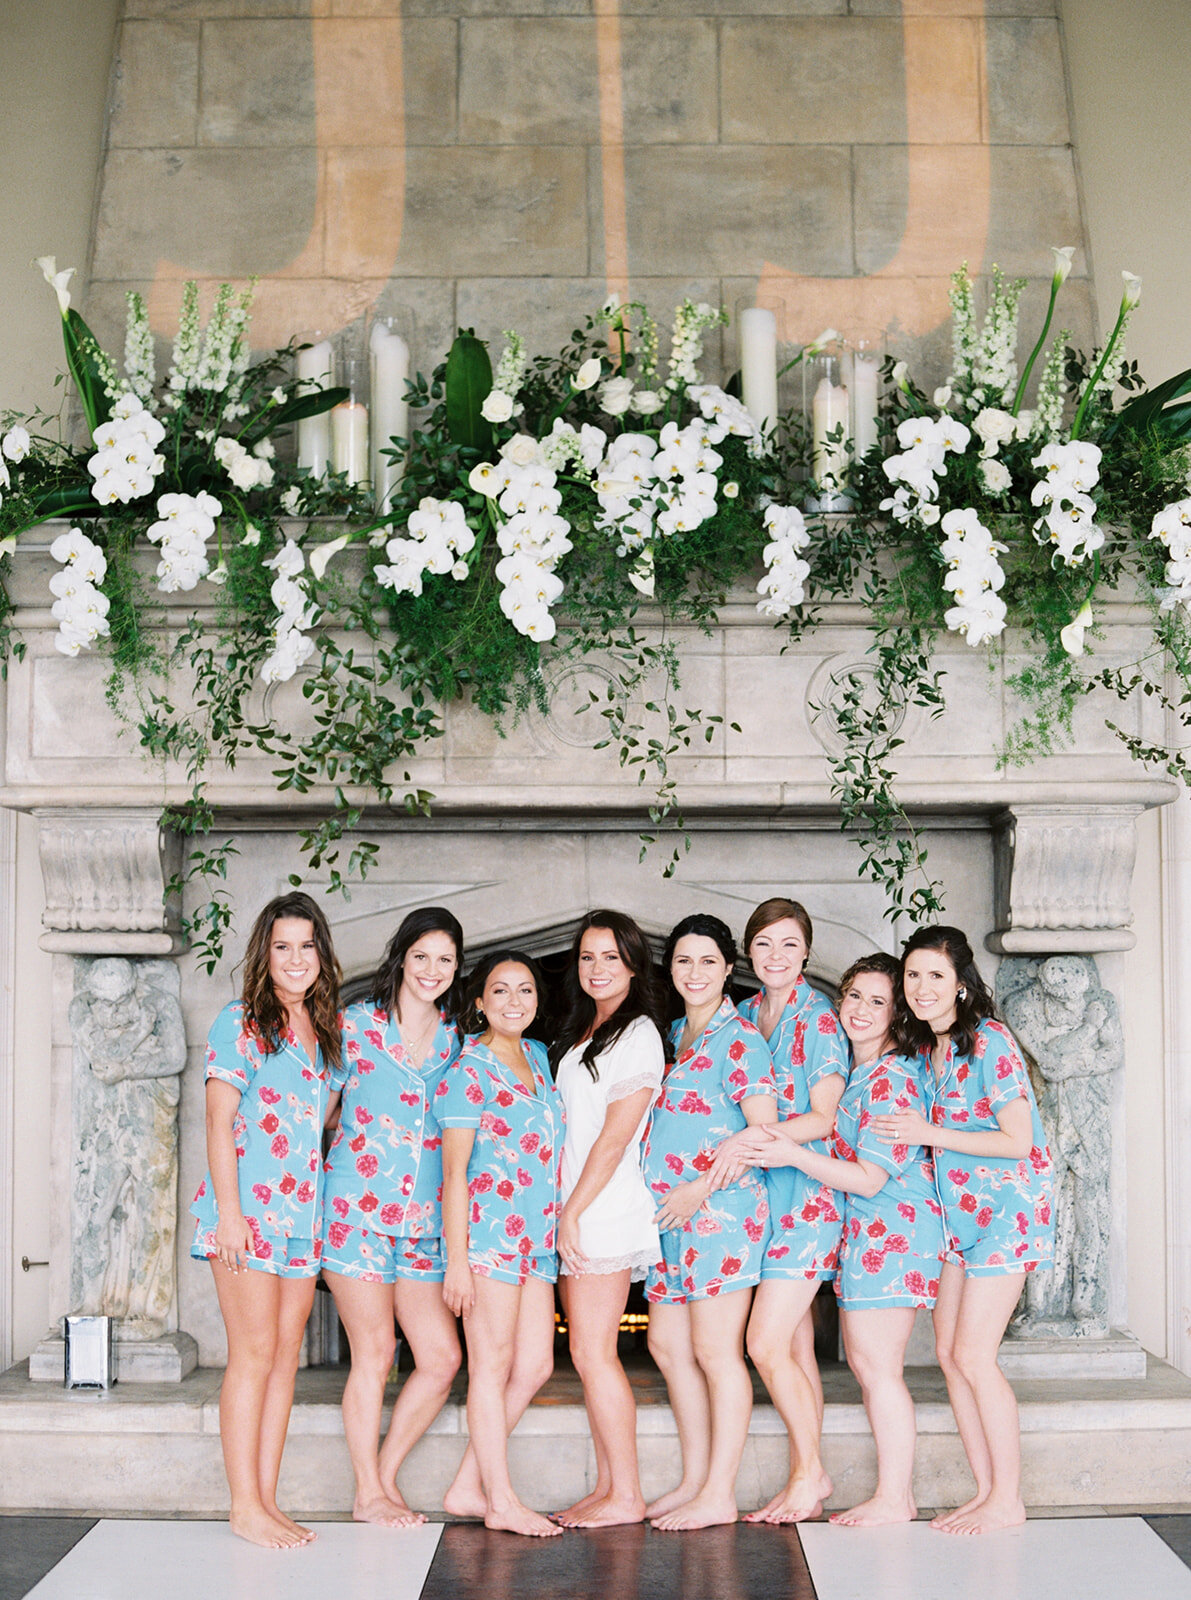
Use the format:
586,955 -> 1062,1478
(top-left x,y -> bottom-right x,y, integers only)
550,910 -> 669,1527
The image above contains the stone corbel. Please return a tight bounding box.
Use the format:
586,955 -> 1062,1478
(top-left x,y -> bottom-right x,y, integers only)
35,808 -> 185,955
987,804 -> 1141,954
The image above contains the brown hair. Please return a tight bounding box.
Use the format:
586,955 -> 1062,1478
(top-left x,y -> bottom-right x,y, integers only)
837,951 -> 900,1001
743,898 -> 813,966
458,950 -> 545,1037
240,892 -> 342,1071
371,906 -> 464,1023
550,910 -> 668,1081
895,925 -> 996,1058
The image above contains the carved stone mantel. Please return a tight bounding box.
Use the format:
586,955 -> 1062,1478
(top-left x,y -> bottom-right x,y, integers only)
35,807 -> 184,956
988,805 -> 1143,955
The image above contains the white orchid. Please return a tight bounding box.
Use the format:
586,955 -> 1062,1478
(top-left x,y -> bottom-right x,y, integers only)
2,427 -> 31,463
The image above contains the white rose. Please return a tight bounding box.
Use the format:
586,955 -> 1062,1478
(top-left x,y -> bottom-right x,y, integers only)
972,408 -> 1016,455
980,458 -> 1012,495
631,389 -> 663,415
499,434 -> 543,468
599,376 -> 635,416
572,358 -> 602,392
480,389 -> 515,423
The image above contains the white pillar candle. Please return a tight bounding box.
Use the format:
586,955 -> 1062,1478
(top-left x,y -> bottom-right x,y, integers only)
851,350 -> 880,459
739,307 -> 778,434
296,339 -> 333,478
812,374 -> 851,492
331,400 -> 370,487
370,327 -> 410,512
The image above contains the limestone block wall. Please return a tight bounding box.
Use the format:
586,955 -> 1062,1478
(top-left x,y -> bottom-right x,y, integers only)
86,0 -> 1096,391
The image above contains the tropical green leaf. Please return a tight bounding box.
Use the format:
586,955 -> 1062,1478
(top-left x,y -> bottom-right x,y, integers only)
1108,366 -> 1191,441
444,332 -> 495,454
243,386 -> 349,445
61,309 -> 112,433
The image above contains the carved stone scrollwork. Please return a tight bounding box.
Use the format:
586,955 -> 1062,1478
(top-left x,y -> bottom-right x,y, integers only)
35,807 -> 184,955
987,804 -> 1141,954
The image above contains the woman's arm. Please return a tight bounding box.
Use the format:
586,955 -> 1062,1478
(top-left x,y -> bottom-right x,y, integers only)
323,1088 -> 342,1130
709,1078 -> 837,1186
757,1127 -> 889,1198
558,1086 -> 655,1274
871,1095 -> 1033,1160
205,1078 -> 252,1269
440,1127 -> 477,1318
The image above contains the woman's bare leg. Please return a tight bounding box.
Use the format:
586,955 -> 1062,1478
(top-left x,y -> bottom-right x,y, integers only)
831,1307 -> 918,1525
645,1301 -> 711,1519
555,1270 -> 645,1526
744,1278 -> 830,1522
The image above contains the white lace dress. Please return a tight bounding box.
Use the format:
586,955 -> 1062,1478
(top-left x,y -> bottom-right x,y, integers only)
557,1014 -> 665,1278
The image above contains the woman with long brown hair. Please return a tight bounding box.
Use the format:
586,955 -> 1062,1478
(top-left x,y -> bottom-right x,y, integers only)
320,906 -> 465,1526
190,892 -> 345,1548
873,925 -> 1054,1535
550,910 -> 668,1528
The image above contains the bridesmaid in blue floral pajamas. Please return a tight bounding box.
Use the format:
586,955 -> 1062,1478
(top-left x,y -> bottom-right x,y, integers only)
438,950 -> 565,1538
319,907 -> 464,1527
715,897 -> 849,1525
643,914 -> 777,1532
772,953 -> 945,1527
873,926 -> 1055,1537
189,893 -> 344,1550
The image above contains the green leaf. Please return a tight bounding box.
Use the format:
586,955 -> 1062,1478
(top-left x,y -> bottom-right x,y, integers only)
61,308 -> 112,433
444,333 -> 495,454
243,386 -> 350,445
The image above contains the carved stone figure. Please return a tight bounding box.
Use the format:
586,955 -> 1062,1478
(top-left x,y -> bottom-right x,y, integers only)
999,954 -> 1124,1336
69,957 -> 187,1340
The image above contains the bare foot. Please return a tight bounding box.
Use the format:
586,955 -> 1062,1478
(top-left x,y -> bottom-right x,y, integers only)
442,1483 -> 489,1520
644,1483 -> 702,1520
938,1496 -> 1026,1536
551,1486 -> 609,1523
353,1492 -> 426,1528
931,1491 -> 987,1530
229,1508 -> 307,1549
263,1503 -> 317,1543
651,1492 -> 738,1532
830,1494 -> 917,1527
484,1500 -> 565,1537
745,1470 -> 832,1525
559,1495 -> 647,1528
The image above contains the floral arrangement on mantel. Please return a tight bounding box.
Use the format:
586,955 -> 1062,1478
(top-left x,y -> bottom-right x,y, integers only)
1,251 -> 1189,965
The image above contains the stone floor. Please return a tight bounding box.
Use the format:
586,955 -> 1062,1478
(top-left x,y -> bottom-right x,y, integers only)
5,1513 -> 1191,1600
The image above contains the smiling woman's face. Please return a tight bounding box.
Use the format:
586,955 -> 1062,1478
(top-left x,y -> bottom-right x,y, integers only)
479,961 -> 538,1038
902,946 -> 961,1034
670,934 -> 729,1011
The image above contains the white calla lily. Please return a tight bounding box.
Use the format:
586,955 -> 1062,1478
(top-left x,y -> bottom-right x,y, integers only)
36,256 -> 75,315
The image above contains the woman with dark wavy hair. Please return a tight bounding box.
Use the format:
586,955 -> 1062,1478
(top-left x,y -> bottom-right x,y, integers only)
642,913 -> 778,1531
190,892 -> 345,1549
438,950 -> 565,1536
873,925 -> 1054,1535
321,907 -> 465,1526
550,911 -> 668,1528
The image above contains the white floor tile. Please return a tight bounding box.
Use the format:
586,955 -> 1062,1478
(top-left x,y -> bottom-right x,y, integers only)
23,1518 -> 442,1600
799,1516 -> 1191,1600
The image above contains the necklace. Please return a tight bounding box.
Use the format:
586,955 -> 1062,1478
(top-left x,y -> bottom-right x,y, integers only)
399,1013 -> 437,1064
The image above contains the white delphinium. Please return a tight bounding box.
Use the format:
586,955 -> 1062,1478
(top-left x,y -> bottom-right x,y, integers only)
260,540 -> 317,683
123,291 -> 156,403
540,418 -> 607,475
756,504 -> 811,618
48,527 -> 110,657
939,508 -> 1007,645
145,490 -> 221,593
972,266 -> 1025,407
1030,440 -> 1104,564
195,283 -> 251,395
1149,497 -> 1191,610
493,331 -> 527,403
1033,334 -> 1069,438
166,281 -> 202,402
947,264 -> 978,395
665,300 -> 725,392
87,393 -> 166,505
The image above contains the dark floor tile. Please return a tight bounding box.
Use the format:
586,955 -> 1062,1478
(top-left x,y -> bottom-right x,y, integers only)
1144,1515 -> 1191,1571
419,1520 -> 816,1600
0,1517 -> 96,1600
